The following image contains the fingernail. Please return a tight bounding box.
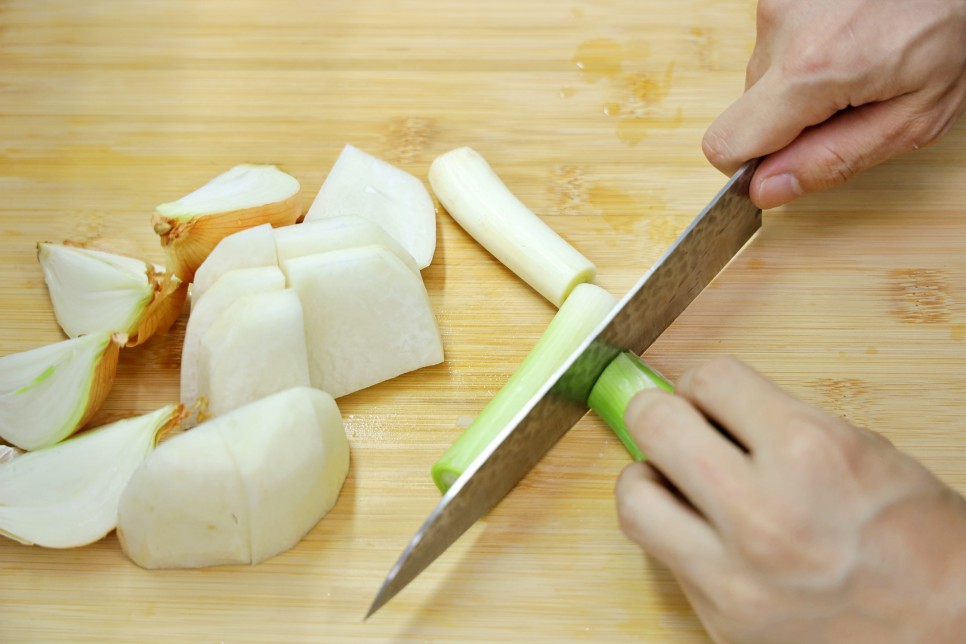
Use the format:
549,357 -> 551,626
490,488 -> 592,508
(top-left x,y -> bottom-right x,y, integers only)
756,173 -> 803,209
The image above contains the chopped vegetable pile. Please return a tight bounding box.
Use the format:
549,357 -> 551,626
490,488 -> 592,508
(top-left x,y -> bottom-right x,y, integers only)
0,142 -> 665,569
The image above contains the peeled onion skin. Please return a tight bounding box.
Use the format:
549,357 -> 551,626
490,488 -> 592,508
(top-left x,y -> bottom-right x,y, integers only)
152,193 -> 301,282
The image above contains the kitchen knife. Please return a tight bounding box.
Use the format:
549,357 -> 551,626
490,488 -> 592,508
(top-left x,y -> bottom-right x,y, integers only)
366,160 -> 762,618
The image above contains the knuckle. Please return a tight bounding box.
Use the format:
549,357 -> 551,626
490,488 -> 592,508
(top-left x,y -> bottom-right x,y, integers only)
730,501 -> 798,566
815,141 -> 860,187
630,393 -> 689,444
710,574 -> 773,629
683,356 -> 742,401
781,39 -> 836,85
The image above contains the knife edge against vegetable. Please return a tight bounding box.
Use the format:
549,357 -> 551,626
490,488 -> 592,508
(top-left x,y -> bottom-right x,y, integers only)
365,159 -> 762,619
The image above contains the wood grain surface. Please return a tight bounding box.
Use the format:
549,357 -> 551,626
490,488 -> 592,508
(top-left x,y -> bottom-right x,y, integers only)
1,1 -> 965,642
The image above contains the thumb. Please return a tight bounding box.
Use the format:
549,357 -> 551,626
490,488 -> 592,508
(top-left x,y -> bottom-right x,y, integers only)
751,98 -> 922,209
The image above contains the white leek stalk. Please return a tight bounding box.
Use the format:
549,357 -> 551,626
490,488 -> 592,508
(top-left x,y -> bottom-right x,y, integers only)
0,404 -> 183,548
431,283 -> 617,492
429,147 -> 596,307
153,164 -> 301,281
38,243 -> 186,346
0,331 -> 124,450
587,351 -> 673,461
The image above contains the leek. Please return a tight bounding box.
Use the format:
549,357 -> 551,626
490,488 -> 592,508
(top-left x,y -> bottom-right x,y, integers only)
429,147 -> 596,307
587,351 -> 672,461
431,283 -> 617,493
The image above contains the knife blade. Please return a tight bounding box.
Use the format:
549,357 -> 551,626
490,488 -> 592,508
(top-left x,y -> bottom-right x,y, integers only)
366,160 -> 762,619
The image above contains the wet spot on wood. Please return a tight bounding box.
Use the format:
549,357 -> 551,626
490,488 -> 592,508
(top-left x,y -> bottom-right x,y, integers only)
810,378 -> 869,411
382,117 -> 436,166
572,39 -> 681,145
690,27 -> 720,71
550,164 -> 663,234
952,324 -> 966,341
887,268 -> 951,324
572,38 -> 624,82
866,346 -> 878,355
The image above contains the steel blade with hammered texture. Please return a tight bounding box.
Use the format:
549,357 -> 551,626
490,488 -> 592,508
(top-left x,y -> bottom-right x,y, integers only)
366,160 -> 762,618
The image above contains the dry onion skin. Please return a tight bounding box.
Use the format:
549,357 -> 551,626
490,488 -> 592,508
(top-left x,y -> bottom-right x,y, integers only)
37,242 -> 186,347
152,164 -> 301,282
0,331 -> 126,451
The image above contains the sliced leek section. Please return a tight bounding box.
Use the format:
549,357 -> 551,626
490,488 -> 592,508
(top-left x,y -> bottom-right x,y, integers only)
431,283 -> 617,493
588,351 -> 672,461
0,404 -> 183,548
0,331 -> 124,451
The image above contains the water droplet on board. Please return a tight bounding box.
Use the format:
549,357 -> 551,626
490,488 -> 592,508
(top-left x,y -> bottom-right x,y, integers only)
572,38 -> 624,81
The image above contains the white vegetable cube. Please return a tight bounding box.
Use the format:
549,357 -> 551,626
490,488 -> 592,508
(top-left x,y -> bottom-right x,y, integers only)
190,223 -> 279,309
117,387 -> 350,569
118,424 -> 251,568
197,288 -> 310,417
282,245 -> 444,399
273,215 -> 420,276
304,144 -> 436,269
228,387 -> 348,563
180,266 -> 287,418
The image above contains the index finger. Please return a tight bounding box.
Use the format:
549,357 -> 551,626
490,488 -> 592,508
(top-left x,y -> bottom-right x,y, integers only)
702,68 -> 844,175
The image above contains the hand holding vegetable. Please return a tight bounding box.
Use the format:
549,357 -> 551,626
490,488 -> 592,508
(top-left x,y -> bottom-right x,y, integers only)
703,0 -> 966,209
615,357 -> 966,643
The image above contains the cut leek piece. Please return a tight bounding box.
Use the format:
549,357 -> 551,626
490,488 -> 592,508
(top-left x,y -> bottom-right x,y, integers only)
0,404 -> 183,548
0,331 -> 124,451
37,243 -> 186,346
587,351 -> 672,461
429,147 -> 596,307
431,283 -> 617,493
153,164 -> 301,282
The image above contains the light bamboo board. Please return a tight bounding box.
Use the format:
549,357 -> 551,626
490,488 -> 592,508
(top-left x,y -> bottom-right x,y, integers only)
1,1 -> 965,641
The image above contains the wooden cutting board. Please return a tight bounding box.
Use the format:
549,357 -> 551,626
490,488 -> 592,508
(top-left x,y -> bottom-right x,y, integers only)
2,1 -> 965,641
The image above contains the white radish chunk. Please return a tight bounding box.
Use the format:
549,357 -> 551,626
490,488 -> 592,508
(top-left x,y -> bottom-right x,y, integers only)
180,266 -> 286,419
304,144 -> 436,269
429,147 -> 596,307
190,223 -> 278,309
117,387 -> 349,569
197,289 -> 310,417
273,215 -> 420,275
282,245 -> 444,398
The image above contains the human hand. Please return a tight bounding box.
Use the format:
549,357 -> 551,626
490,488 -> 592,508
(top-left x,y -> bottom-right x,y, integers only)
615,357 -> 966,643
702,0 -> 966,209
